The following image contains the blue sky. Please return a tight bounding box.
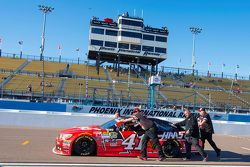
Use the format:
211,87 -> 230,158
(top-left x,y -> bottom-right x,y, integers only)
0,0 -> 250,78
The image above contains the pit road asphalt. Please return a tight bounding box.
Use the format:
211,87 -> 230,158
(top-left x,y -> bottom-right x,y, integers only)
0,126 -> 249,166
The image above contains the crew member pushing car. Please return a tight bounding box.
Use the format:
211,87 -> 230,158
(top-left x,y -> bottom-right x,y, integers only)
175,107 -> 208,161
122,107 -> 166,161
197,108 -> 221,159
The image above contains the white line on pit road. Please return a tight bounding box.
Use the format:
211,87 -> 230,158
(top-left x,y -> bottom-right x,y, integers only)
241,147 -> 250,151
0,163 -> 248,167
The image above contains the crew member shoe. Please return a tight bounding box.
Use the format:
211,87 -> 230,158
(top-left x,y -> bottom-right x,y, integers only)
216,149 -> 221,158
137,156 -> 147,161
217,149 -> 221,160
182,157 -> 191,161
203,154 -> 208,162
158,157 -> 166,161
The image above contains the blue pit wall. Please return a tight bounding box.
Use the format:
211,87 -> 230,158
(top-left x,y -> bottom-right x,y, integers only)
0,100 -> 66,112
0,100 -> 249,123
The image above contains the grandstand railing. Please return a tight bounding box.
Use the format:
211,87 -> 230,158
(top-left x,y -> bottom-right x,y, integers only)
2,52 -> 250,81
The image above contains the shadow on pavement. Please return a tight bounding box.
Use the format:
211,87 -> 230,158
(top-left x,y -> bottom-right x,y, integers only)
190,150 -> 250,162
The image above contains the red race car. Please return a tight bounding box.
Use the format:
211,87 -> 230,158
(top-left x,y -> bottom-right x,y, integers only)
53,118 -> 201,158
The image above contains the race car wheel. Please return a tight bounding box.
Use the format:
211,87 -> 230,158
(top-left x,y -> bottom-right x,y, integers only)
73,135 -> 96,156
162,140 -> 181,158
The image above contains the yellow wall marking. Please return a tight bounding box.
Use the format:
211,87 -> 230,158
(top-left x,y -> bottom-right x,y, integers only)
21,140 -> 29,145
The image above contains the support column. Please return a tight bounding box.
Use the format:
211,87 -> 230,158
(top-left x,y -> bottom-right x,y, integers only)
155,59 -> 158,74
96,52 -> 100,75
117,54 -> 120,77
136,57 -> 139,77
150,85 -> 155,110
152,65 -> 156,75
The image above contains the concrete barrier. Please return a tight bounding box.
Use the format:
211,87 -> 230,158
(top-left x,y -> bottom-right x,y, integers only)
0,109 -> 112,128
0,109 -> 249,136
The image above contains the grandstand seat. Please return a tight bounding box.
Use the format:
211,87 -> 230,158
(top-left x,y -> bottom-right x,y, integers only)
0,57 -> 26,71
23,61 -> 67,74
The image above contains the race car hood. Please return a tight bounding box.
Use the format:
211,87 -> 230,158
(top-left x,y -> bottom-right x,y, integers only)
60,125 -> 102,134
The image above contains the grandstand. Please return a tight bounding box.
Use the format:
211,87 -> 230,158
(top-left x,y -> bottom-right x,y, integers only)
1,54 -> 250,113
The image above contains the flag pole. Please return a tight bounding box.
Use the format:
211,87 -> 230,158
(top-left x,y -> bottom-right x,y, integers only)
221,64 -> 225,78
58,45 -> 62,63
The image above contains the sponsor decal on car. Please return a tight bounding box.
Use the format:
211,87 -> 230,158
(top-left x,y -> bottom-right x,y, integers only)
63,140 -> 71,146
93,132 -> 102,138
122,134 -> 143,150
110,139 -> 117,146
102,132 -> 110,138
64,148 -> 69,153
109,132 -> 118,139
160,132 -> 184,140
75,135 -> 94,143
77,132 -> 92,137
104,139 -> 109,142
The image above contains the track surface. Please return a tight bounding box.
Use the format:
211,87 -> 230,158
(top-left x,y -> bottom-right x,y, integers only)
0,126 -> 249,165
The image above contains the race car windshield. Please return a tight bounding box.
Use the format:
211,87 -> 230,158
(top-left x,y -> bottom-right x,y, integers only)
100,119 -> 117,129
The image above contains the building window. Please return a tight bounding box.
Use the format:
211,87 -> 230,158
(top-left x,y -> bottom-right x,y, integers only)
118,43 -> 129,49
106,29 -> 118,36
130,44 -> 141,51
143,34 -> 154,41
120,19 -> 143,27
91,28 -> 104,34
120,31 -> 142,39
105,41 -> 117,48
91,39 -> 103,46
142,45 -> 154,52
156,36 -> 167,42
155,47 -> 166,53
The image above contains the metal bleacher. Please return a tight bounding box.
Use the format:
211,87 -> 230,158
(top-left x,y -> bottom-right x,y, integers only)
1,55 -> 250,112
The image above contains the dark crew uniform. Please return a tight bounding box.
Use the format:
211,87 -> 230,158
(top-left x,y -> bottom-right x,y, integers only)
133,112 -> 165,159
175,113 -> 207,159
198,113 -> 220,156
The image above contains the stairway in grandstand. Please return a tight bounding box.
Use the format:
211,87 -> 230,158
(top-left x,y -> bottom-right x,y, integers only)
104,66 -> 112,81
198,76 -> 250,108
56,64 -> 72,96
228,78 -> 250,107
163,73 -> 217,107
0,57 -> 31,89
104,66 -> 116,96
56,79 -> 65,97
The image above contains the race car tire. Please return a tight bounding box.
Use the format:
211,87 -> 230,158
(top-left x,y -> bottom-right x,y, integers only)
162,140 -> 181,158
73,135 -> 96,156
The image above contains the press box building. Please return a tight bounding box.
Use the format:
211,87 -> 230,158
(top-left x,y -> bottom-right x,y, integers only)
88,12 -> 169,76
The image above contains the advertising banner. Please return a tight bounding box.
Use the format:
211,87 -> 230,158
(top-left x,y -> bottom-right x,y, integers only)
66,105 -> 229,121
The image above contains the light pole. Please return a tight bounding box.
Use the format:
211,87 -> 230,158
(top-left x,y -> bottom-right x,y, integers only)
235,65 -> 239,80
76,48 -> 80,64
58,45 -> 62,63
39,5 -> 54,61
85,58 -> 89,99
190,27 -> 202,75
0,38 -> 2,57
221,63 -> 225,78
38,5 -> 54,101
